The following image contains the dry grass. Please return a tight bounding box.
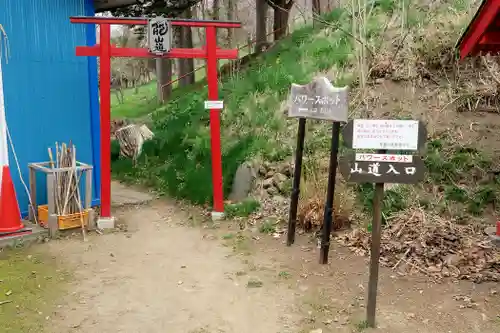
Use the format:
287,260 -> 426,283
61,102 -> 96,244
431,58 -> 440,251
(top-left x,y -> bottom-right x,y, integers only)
365,0 -> 500,117
297,155 -> 355,232
454,56 -> 500,113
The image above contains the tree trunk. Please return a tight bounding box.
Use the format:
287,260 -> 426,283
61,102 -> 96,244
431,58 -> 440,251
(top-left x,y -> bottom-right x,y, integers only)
179,8 -> 195,87
133,65 -> 139,94
267,6 -> 273,41
212,0 -> 220,43
212,0 -> 219,20
194,2 -> 205,44
265,0 -> 294,41
255,0 -> 268,53
156,58 -> 172,104
312,0 -> 321,25
273,3 -> 290,41
226,0 -> 235,47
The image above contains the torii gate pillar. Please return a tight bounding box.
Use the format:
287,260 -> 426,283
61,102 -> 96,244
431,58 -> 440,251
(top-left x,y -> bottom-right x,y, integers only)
71,17 -> 241,226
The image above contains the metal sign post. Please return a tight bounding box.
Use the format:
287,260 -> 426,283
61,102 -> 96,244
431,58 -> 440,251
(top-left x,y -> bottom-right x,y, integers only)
341,118 -> 427,328
286,77 -> 348,266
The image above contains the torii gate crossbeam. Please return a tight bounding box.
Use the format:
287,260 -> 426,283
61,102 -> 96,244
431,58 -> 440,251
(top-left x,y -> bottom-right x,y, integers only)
70,16 -> 241,224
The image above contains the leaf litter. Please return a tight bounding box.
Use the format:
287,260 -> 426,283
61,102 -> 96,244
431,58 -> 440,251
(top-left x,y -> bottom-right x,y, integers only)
337,209 -> 500,283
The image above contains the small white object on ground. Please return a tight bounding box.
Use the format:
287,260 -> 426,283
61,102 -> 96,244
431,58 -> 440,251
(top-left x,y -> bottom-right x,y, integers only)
211,211 -> 225,221
97,217 -> 116,230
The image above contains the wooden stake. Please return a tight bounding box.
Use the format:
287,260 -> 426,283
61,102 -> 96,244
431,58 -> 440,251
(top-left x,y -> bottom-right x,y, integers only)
366,149 -> 386,328
72,145 -> 87,241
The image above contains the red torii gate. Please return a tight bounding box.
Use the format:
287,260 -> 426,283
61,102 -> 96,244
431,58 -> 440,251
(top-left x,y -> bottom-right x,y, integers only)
456,0 -> 500,243
70,16 -> 241,224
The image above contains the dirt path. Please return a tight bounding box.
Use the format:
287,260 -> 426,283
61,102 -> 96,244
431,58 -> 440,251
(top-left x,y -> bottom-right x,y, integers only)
44,198 -> 500,333
46,201 -> 298,333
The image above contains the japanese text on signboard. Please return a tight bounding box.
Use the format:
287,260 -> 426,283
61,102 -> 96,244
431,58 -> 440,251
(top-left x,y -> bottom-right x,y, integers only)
148,18 -> 171,55
350,162 -> 416,177
288,77 -> 348,122
352,119 -> 419,150
339,156 -> 425,184
355,153 -> 413,163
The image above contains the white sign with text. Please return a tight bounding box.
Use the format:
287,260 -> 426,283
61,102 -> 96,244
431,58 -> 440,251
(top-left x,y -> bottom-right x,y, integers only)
204,100 -> 224,109
352,119 -> 419,150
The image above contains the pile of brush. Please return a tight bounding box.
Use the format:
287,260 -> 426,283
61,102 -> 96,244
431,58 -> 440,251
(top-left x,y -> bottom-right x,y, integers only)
47,141 -> 87,240
115,124 -> 154,163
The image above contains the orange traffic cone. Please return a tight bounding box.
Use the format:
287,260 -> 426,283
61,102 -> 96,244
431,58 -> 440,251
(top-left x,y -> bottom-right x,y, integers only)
0,165 -> 24,233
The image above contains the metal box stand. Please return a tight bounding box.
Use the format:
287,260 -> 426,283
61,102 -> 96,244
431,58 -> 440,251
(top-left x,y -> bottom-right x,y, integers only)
28,161 -> 94,238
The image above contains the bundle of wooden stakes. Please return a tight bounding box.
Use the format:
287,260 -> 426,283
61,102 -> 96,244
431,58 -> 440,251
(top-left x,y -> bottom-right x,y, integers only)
47,142 -> 87,240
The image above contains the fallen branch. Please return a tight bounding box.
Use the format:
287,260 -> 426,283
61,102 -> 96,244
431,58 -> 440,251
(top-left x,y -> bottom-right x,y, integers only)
392,248 -> 411,270
401,258 -> 431,277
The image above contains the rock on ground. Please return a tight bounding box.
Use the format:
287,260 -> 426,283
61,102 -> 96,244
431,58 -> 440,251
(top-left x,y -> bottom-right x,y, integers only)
229,162 -> 256,202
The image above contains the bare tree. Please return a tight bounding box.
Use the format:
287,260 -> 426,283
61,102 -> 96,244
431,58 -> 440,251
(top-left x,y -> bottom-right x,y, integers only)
312,0 -> 321,23
226,0 -> 235,47
212,0 -> 220,43
212,0 -> 220,20
255,0 -> 268,53
179,7 -> 196,87
264,0 -> 294,41
111,0 -> 204,103
156,58 -> 172,103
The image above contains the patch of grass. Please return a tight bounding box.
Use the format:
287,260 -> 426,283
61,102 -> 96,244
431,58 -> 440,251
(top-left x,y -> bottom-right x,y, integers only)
111,81 -> 159,119
424,136 -> 498,218
112,9 -> 358,206
354,319 -> 370,332
110,69 -> 207,120
445,185 -> 468,203
246,278 -> 263,288
259,219 -> 277,234
424,136 -> 500,221
278,271 -> 291,279
111,140 -> 120,162
225,199 -> 260,219
356,183 -> 408,224
468,185 -> 498,215
221,233 -> 235,240
223,233 -> 252,255
280,178 -> 293,197
0,248 -> 70,333
373,0 -> 397,13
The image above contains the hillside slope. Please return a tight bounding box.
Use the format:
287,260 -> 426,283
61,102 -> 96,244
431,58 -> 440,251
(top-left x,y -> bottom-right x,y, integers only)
112,0 -> 500,228
112,8 -> 350,202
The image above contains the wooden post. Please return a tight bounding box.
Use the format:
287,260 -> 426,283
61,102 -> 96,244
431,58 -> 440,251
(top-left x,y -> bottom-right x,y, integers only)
287,118 -> 306,246
319,121 -> 341,264
46,172 -> 58,238
85,169 -> 96,230
366,150 -> 386,327
28,166 -> 37,223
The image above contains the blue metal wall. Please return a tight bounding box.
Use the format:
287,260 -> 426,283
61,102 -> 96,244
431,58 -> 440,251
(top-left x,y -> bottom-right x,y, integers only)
0,0 -> 100,216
